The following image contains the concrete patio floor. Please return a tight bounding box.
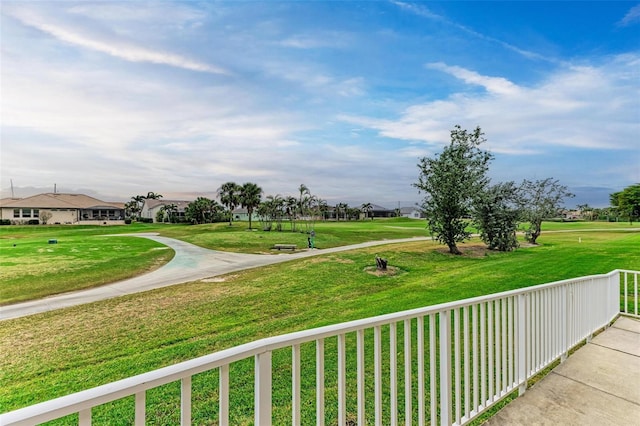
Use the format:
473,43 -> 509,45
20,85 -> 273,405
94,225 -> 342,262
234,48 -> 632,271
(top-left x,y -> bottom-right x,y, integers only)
485,316 -> 640,425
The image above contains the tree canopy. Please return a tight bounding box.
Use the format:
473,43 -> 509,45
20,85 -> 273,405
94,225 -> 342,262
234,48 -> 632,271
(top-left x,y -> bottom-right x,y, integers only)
217,182 -> 242,226
240,182 -> 263,230
610,184 -> 640,224
472,181 -> 522,251
414,125 -> 493,254
520,178 -> 574,244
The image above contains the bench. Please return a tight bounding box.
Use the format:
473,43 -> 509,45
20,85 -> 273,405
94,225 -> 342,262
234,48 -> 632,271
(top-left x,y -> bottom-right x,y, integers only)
272,244 -> 297,251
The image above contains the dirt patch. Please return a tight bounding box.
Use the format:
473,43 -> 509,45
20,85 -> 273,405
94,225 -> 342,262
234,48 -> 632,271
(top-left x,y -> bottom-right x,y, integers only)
364,265 -> 402,277
435,242 -> 536,257
435,244 -> 489,257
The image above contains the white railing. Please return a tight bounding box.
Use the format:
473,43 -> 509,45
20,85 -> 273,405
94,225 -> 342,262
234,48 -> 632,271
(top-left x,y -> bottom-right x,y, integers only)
2,269 -> 638,425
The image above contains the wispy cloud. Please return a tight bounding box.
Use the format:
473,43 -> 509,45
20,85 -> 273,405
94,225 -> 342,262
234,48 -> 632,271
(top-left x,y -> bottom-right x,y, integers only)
391,0 -> 555,63
618,3 -> 640,26
427,63 -> 520,96
280,31 -> 352,49
6,7 -> 229,75
342,55 -> 640,155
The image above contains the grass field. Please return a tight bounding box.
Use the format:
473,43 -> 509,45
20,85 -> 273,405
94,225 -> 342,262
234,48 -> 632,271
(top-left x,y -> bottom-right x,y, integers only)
0,220 -> 638,424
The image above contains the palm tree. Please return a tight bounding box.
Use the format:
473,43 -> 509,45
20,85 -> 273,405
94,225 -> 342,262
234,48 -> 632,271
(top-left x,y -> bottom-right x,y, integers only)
130,195 -> 146,219
340,203 -> 349,221
146,192 -> 163,200
316,198 -> 329,221
217,182 -> 241,226
164,203 -> 178,223
298,184 -> 310,218
124,200 -> 139,219
285,196 -> 298,231
361,203 -> 373,221
240,182 -> 263,230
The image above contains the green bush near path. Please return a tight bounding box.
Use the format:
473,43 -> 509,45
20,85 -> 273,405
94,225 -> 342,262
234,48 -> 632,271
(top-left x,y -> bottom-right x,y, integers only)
0,222 -> 638,423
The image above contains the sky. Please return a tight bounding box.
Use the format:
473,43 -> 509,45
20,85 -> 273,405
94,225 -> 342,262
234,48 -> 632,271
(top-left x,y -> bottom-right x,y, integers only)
1,1 -> 639,208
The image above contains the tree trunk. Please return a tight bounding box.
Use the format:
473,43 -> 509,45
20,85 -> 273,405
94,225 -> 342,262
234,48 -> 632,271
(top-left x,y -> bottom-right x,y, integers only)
448,243 -> 462,255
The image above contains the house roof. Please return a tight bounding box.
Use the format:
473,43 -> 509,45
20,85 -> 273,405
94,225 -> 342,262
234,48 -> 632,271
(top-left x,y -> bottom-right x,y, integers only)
370,204 -> 392,211
143,199 -> 192,210
0,193 -> 124,210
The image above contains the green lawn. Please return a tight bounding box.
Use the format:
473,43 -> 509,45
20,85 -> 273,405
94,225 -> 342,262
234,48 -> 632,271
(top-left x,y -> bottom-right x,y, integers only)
0,221 -> 638,424
2,218 -> 634,304
0,225 -> 174,305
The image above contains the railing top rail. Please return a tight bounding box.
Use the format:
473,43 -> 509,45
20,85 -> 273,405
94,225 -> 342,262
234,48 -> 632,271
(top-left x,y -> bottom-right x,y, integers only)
2,269 -> 636,425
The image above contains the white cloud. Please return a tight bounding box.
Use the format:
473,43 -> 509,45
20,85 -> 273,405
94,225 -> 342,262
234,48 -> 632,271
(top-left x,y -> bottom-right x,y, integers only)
427,63 -> 520,96
619,4 -> 640,26
343,55 -> 640,155
6,6 -> 228,75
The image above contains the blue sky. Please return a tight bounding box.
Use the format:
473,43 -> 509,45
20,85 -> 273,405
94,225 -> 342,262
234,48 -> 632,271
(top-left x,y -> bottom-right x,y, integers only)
1,1 -> 639,208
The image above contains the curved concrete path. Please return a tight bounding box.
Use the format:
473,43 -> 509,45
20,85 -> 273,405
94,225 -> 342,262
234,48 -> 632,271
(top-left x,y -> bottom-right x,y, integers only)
0,234 -> 431,321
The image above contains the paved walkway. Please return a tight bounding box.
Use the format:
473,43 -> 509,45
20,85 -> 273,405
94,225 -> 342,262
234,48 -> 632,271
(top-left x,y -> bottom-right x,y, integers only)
0,234 -> 431,321
485,316 -> 640,425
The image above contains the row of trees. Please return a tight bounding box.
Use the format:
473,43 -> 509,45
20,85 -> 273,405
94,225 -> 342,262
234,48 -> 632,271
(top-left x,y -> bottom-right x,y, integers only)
215,183 -> 378,231
415,125 -> 574,254
124,185 -> 383,228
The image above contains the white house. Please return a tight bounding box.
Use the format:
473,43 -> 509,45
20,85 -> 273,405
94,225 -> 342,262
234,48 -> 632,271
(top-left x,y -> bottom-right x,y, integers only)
141,199 -> 192,223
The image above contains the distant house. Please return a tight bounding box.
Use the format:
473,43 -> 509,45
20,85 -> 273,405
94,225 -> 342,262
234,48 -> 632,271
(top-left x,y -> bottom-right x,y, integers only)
141,199 -> 192,223
369,204 -> 395,218
231,207 -> 250,222
399,206 -> 424,219
0,193 -> 125,225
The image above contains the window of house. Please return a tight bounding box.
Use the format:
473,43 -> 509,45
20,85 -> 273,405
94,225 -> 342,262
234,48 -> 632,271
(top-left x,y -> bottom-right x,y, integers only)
33,209 -> 39,218
22,209 -> 32,218
13,209 -> 20,218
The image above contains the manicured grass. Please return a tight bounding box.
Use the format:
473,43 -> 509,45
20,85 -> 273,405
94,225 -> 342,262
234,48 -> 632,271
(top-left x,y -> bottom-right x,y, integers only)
153,217 -> 430,253
0,219 -> 430,303
1,226 -> 638,424
3,218 -> 633,304
0,225 -> 174,305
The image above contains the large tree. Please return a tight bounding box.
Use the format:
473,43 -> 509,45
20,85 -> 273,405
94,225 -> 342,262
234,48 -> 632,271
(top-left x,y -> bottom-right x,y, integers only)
414,125 -> 493,254
217,182 -> 241,226
610,184 -> 640,224
520,178 -> 574,244
240,182 -> 263,230
473,182 -> 522,251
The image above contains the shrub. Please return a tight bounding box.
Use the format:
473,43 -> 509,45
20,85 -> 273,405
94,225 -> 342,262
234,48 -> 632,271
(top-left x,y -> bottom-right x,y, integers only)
0,219 -> 11,225
28,219 -> 40,225
124,219 -> 132,225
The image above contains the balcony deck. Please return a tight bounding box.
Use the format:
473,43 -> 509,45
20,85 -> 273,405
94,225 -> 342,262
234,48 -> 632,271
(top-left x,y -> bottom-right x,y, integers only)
486,316 -> 640,425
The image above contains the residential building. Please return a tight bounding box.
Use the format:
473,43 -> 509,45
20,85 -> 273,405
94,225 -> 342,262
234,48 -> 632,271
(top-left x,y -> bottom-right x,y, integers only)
141,199 -> 191,223
0,193 -> 125,225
